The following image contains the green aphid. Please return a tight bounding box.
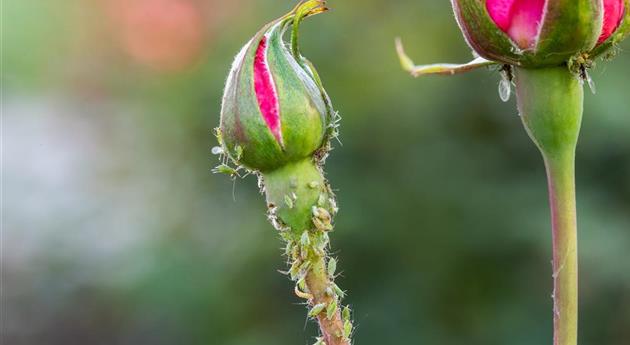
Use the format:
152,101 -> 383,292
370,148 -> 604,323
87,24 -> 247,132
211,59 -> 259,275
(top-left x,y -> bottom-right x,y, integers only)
332,282 -> 345,299
212,164 -> 240,178
300,246 -> 309,260
284,194 -> 294,209
327,257 -> 337,278
300,231 -> 311,246
284,240 -> 294,256
214,127 -> 223,146
326,299 -> 338,320
317,193 -> 327,207
343,319 -> 352,339
308,303 -> 327,317
297,277 -> 307,292
308,181 -> 320,189
234,145 -> 244,161
325,286 -> 334,297
342,305 -> 351,321
289,260 -> 302,281
298,260 -> 311,278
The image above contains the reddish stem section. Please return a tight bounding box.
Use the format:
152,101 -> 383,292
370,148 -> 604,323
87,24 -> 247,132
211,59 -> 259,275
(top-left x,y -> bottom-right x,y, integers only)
254,36 -> 283,145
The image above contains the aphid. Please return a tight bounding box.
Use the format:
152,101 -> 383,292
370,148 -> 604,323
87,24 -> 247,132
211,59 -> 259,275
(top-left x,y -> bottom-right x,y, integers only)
308,303 -> 327,317
284,194 -> 294,209
326,299 -> 338,320
300,231 -> 311,247
297,277 -> 308,292
212,164 -> 240,178
279,231 -> 292,242
313,245 -> 326,257
298,260 -> 311,277
284,240 -> 294,256
343,319 -> 352,339
329,197 -> 338,214
317,207 -> 331,223
234,145 -> 244,161
327,257 -> 337,278
213,127 -> 224,146
301,245 -> 309,260
317,193 -> 327,207
294,285 -> 313,300
342,305 -> 351,321
308,181 -> 319,189
313,217 -> 333,232
291,244 -> 300,260
325,286 -> 334,297
332,282 -> 345,299
289,260 -> 301,280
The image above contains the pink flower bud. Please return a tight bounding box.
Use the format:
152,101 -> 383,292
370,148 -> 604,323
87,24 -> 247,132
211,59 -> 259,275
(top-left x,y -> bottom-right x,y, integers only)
453,0 -> 629,67
220,1 -> 332,172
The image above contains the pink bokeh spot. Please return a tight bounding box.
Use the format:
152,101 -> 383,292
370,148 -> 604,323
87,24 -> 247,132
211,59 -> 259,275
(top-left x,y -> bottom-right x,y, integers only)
486,0 -> 546,49
598,0 -> 625,44
253,36 -> 283,145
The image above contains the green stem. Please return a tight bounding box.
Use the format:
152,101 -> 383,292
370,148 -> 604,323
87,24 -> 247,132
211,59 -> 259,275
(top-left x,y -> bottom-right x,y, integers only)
263,158 -> 351,345
515,66 -> 582,345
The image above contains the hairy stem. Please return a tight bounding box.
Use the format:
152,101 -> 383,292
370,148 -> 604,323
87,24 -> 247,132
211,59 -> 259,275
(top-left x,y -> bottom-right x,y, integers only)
515,66 -> 582,345
544,153 -> 578,345
262,158 -> 351,345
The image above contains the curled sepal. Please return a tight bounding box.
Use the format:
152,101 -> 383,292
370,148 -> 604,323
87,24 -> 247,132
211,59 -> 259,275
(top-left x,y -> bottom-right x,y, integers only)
220,1 -> 330,172
396,38 -> 497,77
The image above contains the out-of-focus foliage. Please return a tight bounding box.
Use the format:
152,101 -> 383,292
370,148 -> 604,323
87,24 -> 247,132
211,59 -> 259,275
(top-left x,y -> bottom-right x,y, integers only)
4,1 -> 629,345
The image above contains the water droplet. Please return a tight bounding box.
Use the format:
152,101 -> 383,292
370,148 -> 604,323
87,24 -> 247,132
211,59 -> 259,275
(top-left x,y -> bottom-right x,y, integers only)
211,146 -> 224,155
498,78 -> 511,102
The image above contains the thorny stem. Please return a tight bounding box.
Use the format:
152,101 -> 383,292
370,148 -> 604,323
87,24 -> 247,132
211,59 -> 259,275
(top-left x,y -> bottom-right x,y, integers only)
262,158 -> 352,345
515,66 -> 582,345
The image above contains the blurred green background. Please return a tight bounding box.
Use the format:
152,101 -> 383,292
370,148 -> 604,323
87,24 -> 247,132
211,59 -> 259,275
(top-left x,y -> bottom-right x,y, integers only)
4,1 -> 630,344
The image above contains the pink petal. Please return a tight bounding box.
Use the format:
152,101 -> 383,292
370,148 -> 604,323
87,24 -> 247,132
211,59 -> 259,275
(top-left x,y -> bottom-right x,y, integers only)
486,0 -> 546,49
598,0 -> 625,44
253,36 -> 283,145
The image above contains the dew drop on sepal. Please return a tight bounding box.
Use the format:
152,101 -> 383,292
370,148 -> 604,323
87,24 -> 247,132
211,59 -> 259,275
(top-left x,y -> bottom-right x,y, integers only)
498,77 -> 511,102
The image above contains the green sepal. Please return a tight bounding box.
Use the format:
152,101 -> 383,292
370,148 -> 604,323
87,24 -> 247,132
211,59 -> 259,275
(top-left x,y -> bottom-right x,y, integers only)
452,0 -> 523,65
534,0 -> 602,66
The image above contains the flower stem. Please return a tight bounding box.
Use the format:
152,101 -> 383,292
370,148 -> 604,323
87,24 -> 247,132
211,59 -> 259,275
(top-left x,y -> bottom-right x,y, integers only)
514,66 -> 583,345
262,158 -> 352,345
544,153 -> 578,345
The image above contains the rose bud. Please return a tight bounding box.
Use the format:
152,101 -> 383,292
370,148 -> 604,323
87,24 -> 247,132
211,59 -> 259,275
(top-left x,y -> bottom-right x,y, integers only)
591,0 -> 630,56
220,1 -> 332,172
451,0 -> 629,67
